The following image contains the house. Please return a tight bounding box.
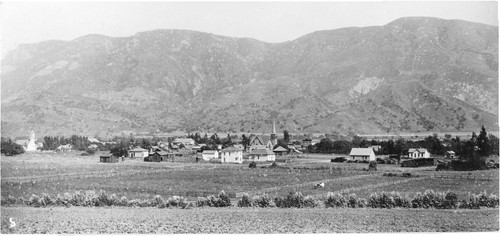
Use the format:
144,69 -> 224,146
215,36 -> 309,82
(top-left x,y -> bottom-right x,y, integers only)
220,146 -> 244,164
201,150 -> 219,161
445,151 -> 456,159
249,149 -> 276,162
172,138 -> 195,147
273,146 -> 288,156
88,138 -> 101,143
128,147 -> 149,158
100,153 -> 120,163
145,151 -> 168,162
56,144 -> 73,152
349,148 -> 376,162
302,138 -> 312,148
408,148 -> 430,159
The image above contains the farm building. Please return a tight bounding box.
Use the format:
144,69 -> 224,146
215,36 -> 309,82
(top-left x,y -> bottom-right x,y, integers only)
100,153 -> 120,163
56,144 -> 73,152
128,147 -> 149,158
201,150 -> 219,161
249,149 -> 276,162
172,138 -> 195,147
220,146 -> 244,164
273,146 -> 288,156
145,151 -> 169,162
408,148 -> 430,159
446,151 -> 456,159
349,148 -> 376,162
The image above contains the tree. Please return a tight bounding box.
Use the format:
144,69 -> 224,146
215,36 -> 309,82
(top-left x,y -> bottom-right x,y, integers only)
488,134 -> 499,156
477,125 -> 490,157
1,138 -> 24,156
283,130 -> 290,144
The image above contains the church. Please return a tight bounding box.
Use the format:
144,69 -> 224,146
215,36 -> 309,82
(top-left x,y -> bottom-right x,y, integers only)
15,130 -> 39,152
248,121 -> 278,151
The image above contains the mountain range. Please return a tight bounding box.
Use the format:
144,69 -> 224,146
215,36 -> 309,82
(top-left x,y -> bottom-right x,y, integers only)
1,17 -> 498,138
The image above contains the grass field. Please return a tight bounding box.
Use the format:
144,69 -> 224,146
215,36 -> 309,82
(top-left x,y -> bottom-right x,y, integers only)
1,207 -> 498,233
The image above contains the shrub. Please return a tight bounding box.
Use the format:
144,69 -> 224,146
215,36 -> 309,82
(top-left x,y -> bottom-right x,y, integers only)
128,199 -> 141,207
29,194 -> 40,206
17,196 -> 27,205
347,194 -> 358,208
368,192 -> 395,208
120,196 -> 129,206
152,195 -> 164,207
253,193 -> 273,207
357,198 -> 367,208
249,162 -> 257,168
270,162 -> 278,168
443,191 -> 458,209
5,195 -> 17,205
459,193 -> 480,209
303,195 -> 318,208
41,193 -> 53,206
167,196 -> 187,208
368,161 -> 377,171
108,194 -> 120,206
411,192 -> 424,208
325,192 -> 346,208
275,192 -> 307,208
391,192 -> 410,208
139,199 -> 151,207
402,172 -> 412,177
238,193 -> 253,207
196,197 -> 211,207
215,191 -> 231,207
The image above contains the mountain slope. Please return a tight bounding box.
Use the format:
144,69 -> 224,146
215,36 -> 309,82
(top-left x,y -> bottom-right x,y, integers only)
1,17 -> 498,137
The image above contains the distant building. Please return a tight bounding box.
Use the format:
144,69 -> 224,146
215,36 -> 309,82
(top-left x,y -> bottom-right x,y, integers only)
249,121 -> 278,151
100,153 -> 120,163
145,151 -> 168,162
201,150 -> 219,161
445,151 -> 456,159
128,147 -> 149,158
88,138 -> 101,143
368,145 -> 382,153
56,144 -> 73,152
172,138 -> 195,147
349,148 -> 376,162
249,149 -> 276,162
273,146 -> 288,156
220,146 -> 243,164
408,148 -> 430,159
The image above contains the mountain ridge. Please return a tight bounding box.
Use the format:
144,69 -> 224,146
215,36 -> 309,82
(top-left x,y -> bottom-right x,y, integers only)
1,17 -> 498,137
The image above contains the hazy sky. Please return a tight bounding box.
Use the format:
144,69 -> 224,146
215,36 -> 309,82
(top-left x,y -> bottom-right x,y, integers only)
0,1 -> 498,56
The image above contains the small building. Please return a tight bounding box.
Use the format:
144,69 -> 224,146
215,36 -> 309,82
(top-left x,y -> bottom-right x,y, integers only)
201,150 -> 219,161
249,149 -> 276,162
445,151 -> 456,159
273,146 -> 288,156
172,138 -> 195,147
302,138 -> 312,148
145,151 -> 169,162
56,144 -> 73,152
100,153 -> 119,163
128,147 -> 149,158
408,148 -> 430,159
349,148 -> 376,162
369,145 -> 382,153
220,146 -> 244,164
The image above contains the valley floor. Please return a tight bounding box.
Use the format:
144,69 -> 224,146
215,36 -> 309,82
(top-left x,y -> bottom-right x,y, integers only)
1,206 -> 499,233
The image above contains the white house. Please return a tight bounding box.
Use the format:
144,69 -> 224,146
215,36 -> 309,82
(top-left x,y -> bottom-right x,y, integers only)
249,149 -> 276,162
349,148 -> 376,162
201,150 -> 219,161
408,148 -> 430,159
128,147 -> 149,158
220,146 -> 243,164
172,138 -> 195,147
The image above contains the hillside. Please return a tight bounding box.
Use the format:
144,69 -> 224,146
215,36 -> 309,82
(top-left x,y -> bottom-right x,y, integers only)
1,17 -> 498,137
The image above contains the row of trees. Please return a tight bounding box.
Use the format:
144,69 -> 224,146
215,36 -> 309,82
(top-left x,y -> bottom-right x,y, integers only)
42,135 -> 93,151
308,126 -> 498,158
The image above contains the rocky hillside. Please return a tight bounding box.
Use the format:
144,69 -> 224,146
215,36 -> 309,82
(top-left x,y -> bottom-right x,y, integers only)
1,17 -> 498,137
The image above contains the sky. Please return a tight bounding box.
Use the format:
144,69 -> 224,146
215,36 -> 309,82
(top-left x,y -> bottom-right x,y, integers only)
0,1 -> 498,56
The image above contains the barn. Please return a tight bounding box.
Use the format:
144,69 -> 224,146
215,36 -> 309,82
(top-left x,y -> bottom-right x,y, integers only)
145,151 -> 168,162
349,148 -> 376,162
100,153 -> 119,163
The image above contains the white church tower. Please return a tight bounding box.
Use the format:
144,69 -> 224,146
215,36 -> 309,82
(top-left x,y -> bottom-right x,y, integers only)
26,130 -> 37,151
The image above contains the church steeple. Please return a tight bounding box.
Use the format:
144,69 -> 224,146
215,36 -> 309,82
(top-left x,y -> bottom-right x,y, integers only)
272,121 -> 276,134
270,121 -> 277,145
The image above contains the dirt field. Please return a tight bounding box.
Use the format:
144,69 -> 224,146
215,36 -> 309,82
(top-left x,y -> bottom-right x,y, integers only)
1,207 -> 498,233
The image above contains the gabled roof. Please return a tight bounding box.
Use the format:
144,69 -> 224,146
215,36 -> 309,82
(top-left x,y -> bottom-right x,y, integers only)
446,151 -> 455,154
250,135 -> 269,146
250,149 -> 275,155
408,148 -> 428,153
202,150 -> 218,154
100,153 -> 114,158
349,148 -> 375,156
273,146 -> 288,152
221,146 -> 243,152
129,147 -> 148,152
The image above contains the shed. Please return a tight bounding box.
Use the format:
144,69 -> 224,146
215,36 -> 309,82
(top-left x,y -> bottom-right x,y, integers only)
445,151 -> 456,159
349,148 -> 376,162
273,146 -> 288,156
100,153 -> 119,163
128,147 -> 149,158
145,151 -> 169,162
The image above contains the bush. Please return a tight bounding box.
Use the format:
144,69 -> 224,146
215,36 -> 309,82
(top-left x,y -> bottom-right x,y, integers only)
216,191 -> 231,207
303,195 -> 319,208
270,162 -> 278,168
325,192 -> 346,208
249,162 -> 257,168
402,172 -> 412,177
443,191 -> 458,209
238,193 -> 253,207
167,196 -> 187,208
347,194 -> 358,208
368,161 -> 377,171
152,195 -> 164,207
357,198 -> 368,208
275,192 -> 307,208
368,192 -> 395,208
252,193 -> 274,207
196,197 -> 211,207
108,194 -> 120,206
459,193 -> 480,209
128,199 -> 141,207
42,193 -> 53,206
120,196 -> 129,206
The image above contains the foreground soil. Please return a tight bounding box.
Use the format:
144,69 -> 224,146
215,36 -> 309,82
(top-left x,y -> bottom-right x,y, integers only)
1,206 -> 498,233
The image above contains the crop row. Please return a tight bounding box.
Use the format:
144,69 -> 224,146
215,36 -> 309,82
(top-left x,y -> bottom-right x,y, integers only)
2,189 -> 498,209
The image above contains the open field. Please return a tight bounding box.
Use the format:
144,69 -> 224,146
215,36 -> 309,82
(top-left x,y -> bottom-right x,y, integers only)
1,207 -> 498,233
